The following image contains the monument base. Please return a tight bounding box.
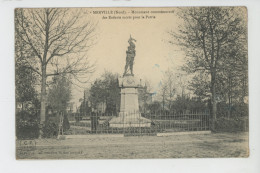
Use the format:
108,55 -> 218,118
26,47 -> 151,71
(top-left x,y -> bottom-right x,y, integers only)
110,74 -> 151,128
109,113 -> 151,128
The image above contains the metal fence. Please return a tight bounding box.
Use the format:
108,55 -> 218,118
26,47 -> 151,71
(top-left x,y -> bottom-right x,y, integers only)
66,111 -> 210,136
16,108 -> 249,138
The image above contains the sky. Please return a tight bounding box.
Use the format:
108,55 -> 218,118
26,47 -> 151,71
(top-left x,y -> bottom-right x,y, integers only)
71,8 -> 186,108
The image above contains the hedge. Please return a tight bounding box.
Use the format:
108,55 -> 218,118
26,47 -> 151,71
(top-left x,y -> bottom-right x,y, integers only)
214,117 -> 248,132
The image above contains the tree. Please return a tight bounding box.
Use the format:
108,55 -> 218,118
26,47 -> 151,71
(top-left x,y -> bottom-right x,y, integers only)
147,101 -> 162,115
47,74 -> 71,133
47,74 -> 71,112
164,70 -> 176,111
15,10 -> 40,110
159,69 -> 188,113
158,69 -> 176,112
15,8 -> 96,131
170,7 -> 247,129
89,71 -> 120,115
138,79 -> 152,113
189,72 -> 211,100
171,96 -> 207,114
159,84 -> 168,112
15,54 -> 39,109
15,11 -> 41,139
79,90 -> 92,117
216,41 -> 248,118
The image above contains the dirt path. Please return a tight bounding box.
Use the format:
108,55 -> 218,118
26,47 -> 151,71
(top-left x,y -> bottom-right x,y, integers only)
16,132 -> 249,159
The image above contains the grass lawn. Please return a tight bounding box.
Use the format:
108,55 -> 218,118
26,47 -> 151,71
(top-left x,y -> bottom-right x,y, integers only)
16,132 -> 248,159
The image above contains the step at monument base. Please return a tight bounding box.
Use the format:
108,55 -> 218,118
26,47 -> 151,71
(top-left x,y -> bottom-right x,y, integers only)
109,114 -> 151,128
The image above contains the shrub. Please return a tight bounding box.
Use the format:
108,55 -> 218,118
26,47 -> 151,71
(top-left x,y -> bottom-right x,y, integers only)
42,113 -> 70,138
217,102 -> 249,118
63,113 -> 70,131
215,117 -> 248,132
75,114 -> 83,122
42,120 -> 58,138
16,110 -> 39,139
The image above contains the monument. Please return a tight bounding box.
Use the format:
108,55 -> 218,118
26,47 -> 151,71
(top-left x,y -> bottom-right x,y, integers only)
109,36 -> 152,128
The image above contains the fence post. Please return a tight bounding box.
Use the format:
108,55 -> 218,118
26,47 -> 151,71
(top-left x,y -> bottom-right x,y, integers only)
139,111 -> 141,136
123,112 -> 125,136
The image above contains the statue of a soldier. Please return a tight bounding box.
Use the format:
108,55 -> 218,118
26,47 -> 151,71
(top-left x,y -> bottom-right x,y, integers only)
124,35 -> 136,76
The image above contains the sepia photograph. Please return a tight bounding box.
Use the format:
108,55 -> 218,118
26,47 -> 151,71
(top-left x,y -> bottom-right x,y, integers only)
14,7 -> 249,159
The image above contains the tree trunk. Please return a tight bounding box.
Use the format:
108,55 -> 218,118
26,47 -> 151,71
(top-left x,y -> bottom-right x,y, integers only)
39,11 -> 49,138
39,65 -> 47,138
211,72 -> 217,131
162,97 -> 165,112
228,75 -> 231,119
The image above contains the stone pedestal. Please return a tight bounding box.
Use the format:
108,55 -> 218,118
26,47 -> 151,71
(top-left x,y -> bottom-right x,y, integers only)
109,75 -> 151,128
